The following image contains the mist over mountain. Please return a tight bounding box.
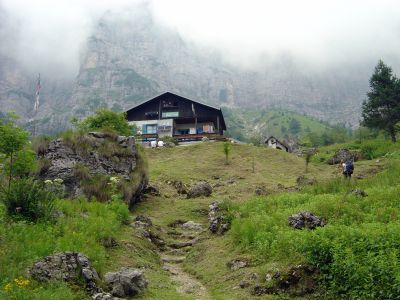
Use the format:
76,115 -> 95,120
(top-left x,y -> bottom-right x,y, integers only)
0,1 -> 399,134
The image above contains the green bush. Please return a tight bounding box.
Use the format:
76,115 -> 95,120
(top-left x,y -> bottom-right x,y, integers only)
1,178 -> 55,222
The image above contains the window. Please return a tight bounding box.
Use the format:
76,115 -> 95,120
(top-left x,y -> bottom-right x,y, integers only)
145,124 -> 157,134
162,111 -> 179,118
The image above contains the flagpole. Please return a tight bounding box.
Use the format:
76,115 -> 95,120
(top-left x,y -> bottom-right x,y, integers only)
33,73 -> 41,137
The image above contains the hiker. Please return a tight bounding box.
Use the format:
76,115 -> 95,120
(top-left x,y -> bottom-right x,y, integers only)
342,159 -> 354,178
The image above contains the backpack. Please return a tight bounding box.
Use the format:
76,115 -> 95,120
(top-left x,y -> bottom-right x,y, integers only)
345,160 -> 354,174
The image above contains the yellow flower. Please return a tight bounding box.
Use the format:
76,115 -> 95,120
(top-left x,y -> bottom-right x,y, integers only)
3,283 -> 12,291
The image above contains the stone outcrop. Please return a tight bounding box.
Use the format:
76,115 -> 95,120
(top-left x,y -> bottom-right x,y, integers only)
252,265 -> 318,297
288,212 -> 325,230
104,267 -> 148,298
39,132 -> 148,208
29,252 -> 101,295
208,202 -> 230,234
187,181 -> 212,198
327,149 -> 362,165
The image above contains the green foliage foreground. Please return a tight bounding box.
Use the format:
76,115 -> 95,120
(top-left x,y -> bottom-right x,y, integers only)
230,162 -> 400,299
0,197 -> 129,299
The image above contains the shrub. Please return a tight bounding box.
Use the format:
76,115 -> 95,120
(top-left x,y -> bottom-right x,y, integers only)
1,178 -> 55,222
31,135 -> 51,156
223,141 -> 231,164
74,108 -> 132,136
80,174 -> 110,202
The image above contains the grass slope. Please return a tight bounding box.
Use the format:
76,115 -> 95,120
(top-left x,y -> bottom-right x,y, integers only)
0,141 -> 393,299
224,108 -> 331,142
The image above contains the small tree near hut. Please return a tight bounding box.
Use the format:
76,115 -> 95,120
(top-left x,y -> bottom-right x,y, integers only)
223,141 -> 231,164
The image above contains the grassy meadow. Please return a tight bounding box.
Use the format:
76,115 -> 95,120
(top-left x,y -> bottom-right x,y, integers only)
0,138 -> 398,299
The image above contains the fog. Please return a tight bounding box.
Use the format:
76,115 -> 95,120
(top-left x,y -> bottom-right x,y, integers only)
2,0 -> 400,76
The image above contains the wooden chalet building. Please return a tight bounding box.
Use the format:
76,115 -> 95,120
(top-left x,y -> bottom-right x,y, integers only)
126,92 -> 226,142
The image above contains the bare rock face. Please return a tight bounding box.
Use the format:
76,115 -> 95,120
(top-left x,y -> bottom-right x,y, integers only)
104,267 -> 148,298
187,181 -> 212,198
39,132 -> 148,208
29,252 -> 101,294
288,212 -> 325,230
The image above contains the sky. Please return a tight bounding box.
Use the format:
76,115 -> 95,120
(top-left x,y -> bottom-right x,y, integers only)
1,0 -> 400,76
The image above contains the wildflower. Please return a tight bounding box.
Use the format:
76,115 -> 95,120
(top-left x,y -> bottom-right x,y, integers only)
54,178 -> 64,185
3,283 -> 12,291
44,179 -> 53,185
109,176 -> 119,184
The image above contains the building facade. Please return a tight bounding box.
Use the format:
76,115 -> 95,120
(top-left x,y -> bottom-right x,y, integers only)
126,92 -> 226,142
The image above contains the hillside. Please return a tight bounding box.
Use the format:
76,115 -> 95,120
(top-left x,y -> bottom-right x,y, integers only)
1,139 -> 393,299
224,107 -> 332,142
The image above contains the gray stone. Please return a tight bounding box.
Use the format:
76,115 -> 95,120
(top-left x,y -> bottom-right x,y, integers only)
29,252 -> 100,295
181,221 -> 203,231
104,267 -> 148,298
288,212 -> 325,230
351,189 -> 368,197
39,133 -> 148,209
208,201 -> 230,234
187,181 -> 212,198
227,259 -> 249,270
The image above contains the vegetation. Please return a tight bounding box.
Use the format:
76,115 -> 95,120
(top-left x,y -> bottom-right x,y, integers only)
223,141 -> 231,164
362,60 -> 400,142
72,108 -> 133,136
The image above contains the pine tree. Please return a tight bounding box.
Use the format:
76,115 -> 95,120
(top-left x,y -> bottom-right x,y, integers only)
362,60 -> 400,142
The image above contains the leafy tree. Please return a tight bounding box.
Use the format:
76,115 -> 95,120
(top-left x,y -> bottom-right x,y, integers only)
74,108 -> 133,136
0,113 -> 30,190
289,119 -> 301,135
362,60 -> 400,142
223,141 -> 231,164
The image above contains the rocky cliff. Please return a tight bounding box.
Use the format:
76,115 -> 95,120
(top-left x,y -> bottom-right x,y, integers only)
0,5 -> 370,133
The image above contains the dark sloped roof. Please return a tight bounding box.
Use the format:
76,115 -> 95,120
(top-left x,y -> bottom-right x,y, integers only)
126,91 -> 226,130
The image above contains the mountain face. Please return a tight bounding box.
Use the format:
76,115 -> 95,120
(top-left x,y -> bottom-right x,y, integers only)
0,5 -> 371,134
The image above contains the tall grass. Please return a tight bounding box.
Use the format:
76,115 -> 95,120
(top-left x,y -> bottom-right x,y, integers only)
230,160 -> 400,298
0,197 -> 129,299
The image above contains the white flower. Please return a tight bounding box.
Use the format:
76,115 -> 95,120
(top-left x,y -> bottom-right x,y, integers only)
44,179 -> 53,185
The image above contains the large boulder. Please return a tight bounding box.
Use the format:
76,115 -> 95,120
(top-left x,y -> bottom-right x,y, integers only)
288,212 -> 325,230
104,267 -> 148,298
29,252 -> 100,294
187,181 -> 212,198
38,132 -> 148,208
327,149 -> 362,165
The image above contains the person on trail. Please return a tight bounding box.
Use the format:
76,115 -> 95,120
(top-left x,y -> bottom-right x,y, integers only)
342,159 -> 354,178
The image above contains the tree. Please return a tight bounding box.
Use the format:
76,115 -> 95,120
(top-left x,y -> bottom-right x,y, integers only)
362,60 -> 400,142
0,113 -> 31,190
289,119 -> 301,135
223,141 -> 231,164
74,108 -> 133,136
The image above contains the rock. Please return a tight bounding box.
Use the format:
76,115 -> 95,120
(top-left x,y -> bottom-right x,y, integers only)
134,215 -> 152,227
187,181 -> 212,198
169,237 -> 199,249
351,189 -> 368,197
142,184 -> 160,196
327,149 -> 361,165
181,221 -> 203,231
251,265 -> 318,296
296,176 -> 316,186
141,229 -> 165,248
239,281 -> 250,288
29,252 -> 100,295
104,267 -> 148,298
92,292 -> 114,300
227,259 -> 249,270
169,180 -> 188,195
100,237 -> 118,248
255,186 -> 269,196
39,133 -> 148,209
288,212 -> 325,230
208,201 -> 230,234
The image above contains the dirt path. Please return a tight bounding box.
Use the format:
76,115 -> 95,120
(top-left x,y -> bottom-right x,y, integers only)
160,223 -> 212,300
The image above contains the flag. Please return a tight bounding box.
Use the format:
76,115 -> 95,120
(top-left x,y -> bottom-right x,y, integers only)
192,103 -> 196,116
34,73 -> 41,112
